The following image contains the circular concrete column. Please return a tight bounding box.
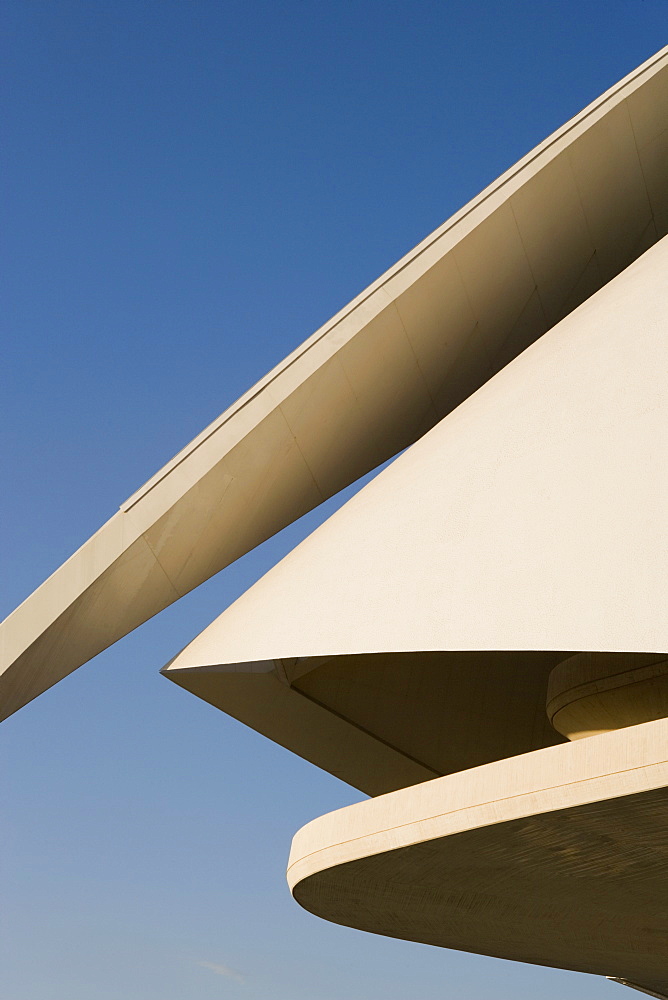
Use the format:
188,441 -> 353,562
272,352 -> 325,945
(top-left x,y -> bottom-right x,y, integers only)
547,653 -> 668,740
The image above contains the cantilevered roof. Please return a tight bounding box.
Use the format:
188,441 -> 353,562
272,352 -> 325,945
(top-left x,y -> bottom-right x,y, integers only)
1,47 -> 667,721
164,234 -> 668,793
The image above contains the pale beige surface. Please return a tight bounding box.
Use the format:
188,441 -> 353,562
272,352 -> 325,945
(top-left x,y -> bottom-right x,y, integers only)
2,47 -> 667,721
288,718 -> 668,992
164,234 -> 668,790
3,51 -> 667,994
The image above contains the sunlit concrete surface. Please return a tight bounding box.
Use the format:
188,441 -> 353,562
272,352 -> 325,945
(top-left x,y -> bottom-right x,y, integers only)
162,51 -> 668,994
2,45 -> 668,998
164,234 -> 668,792
1,46 -> 667,720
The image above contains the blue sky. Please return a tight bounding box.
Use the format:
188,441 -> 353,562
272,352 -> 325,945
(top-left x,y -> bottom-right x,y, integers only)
1,3 -> 665,998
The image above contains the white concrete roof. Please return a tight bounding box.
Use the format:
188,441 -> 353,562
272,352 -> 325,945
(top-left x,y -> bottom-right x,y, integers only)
165,232 -> 668,792
2,46 -> 667,721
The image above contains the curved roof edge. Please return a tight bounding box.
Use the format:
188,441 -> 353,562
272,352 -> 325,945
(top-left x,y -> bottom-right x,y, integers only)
288,718 -> 668,988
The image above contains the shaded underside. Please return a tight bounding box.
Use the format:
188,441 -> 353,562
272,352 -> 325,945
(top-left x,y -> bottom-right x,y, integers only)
166,650 -> 568,795
293,789 -> 668,992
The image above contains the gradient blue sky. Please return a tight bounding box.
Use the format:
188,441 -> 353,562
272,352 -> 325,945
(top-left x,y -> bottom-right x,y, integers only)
1,4 -> 666,998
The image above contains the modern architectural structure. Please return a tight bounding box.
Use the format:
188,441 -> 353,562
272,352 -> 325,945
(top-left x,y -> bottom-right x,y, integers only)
2,47 -> 667,996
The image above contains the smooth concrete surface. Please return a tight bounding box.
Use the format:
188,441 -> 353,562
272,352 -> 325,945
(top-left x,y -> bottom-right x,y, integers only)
547,653 -> 668,739
163,234 -> 668,790
2,47 -> 667,721
165,652 -> 568,795
288,718 -> 668,993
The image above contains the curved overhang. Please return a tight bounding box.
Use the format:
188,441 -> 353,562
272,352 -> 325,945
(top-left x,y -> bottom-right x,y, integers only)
287,717 -> 668,993
1,47 -> 667,721
164,233 -> 668,793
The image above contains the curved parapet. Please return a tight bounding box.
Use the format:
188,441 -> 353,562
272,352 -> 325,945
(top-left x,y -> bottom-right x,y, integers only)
547,653 -> 668,740
288,718 -> 668,993
2,47 -> 668,721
